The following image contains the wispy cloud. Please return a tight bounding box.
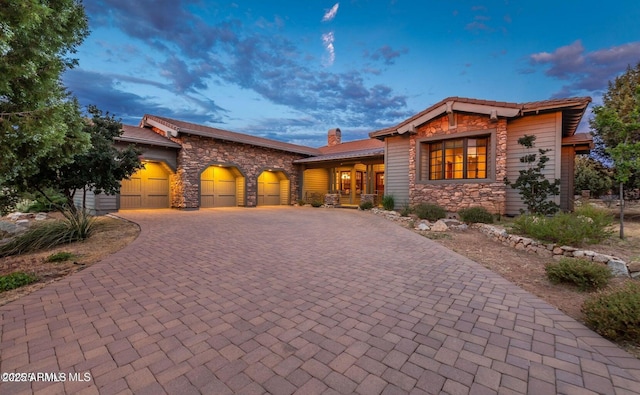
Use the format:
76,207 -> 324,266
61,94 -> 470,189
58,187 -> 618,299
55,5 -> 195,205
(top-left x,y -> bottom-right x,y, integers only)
528,40 -> 640,97
322,3 -> 339,22
322,31 -> 336,66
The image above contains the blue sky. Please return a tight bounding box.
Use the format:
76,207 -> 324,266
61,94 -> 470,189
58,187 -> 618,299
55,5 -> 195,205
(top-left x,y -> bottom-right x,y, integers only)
64,1 -> 640,147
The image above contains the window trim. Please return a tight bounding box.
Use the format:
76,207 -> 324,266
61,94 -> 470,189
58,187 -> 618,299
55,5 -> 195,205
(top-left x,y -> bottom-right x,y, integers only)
416,128 -> 497,184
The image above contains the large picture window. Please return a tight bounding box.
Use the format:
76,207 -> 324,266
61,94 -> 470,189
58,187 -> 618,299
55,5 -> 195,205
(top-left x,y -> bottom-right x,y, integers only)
427,137 -> 488,180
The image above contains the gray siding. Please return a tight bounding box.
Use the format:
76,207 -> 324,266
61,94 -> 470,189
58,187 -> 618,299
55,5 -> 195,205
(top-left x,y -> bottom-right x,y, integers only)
385,135 -> 410,208
505,113 -> 562,215
73,189 -> 118,215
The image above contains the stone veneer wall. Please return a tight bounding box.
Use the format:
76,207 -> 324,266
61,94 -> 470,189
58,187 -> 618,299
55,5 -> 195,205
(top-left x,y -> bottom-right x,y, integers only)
409,114 -> 508,214
172,135 -> 307,208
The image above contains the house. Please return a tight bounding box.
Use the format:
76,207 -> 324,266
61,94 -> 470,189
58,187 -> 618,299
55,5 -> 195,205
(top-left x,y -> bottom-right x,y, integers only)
80,96 -> 591,216
369,96 -> 592,215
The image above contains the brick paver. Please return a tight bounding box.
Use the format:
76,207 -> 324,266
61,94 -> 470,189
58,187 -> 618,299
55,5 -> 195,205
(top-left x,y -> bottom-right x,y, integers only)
1,207 -> 640,394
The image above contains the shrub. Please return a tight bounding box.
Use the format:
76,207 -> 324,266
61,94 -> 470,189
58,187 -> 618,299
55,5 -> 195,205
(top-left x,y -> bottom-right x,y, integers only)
359,201 -> 374,210
458,206 -> 494,224
381,195 -> 395,211
513,207 -> 613,246
297,199 -> 306,206
0,272 -> 37,292
0,209 -> 95,257
545,258 -> 612,291
399,203 -> 412,217
582,282 -> 640,342
413,203 -> 446,221
310,200 -> 323,207
46,251 -> 75,262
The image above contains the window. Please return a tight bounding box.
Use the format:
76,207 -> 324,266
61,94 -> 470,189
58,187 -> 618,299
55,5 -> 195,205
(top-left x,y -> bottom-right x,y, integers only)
426,136 -> 488,180
340,171 -> 350,192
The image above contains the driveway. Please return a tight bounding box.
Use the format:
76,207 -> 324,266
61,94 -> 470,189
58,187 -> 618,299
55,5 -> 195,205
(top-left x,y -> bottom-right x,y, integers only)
1,207 -> 639,394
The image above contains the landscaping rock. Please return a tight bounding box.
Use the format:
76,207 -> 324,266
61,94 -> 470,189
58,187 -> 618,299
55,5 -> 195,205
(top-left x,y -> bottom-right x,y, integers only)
417,222 -> 430,231
35,213 -> 48,221
607,259 -> 630,277
627,260 -> 640,274
431,220 -> 449,232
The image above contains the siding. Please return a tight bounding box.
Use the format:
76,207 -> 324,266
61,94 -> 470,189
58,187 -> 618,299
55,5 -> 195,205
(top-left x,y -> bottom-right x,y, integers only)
385,135 -> 410,208
302,168 -> 329,200
73,189 -> 117,215
560,146 -> 575,211
280,179 -> 290,205
505,113 -> 562,215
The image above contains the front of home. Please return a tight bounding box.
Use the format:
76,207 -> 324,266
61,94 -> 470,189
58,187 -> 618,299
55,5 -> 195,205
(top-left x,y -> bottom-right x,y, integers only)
80,96 -> 591,216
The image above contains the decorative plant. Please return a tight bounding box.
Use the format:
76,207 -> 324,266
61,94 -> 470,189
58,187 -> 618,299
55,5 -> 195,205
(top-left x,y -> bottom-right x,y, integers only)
381,194 -> 395,210
504,134 -> 560,215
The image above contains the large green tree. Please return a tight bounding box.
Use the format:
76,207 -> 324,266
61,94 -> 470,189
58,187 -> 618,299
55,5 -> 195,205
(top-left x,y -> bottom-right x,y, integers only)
591,62 -> 640,160
591,67 -> 640,238
27,106 -> 143,211
0,0 -> 90,196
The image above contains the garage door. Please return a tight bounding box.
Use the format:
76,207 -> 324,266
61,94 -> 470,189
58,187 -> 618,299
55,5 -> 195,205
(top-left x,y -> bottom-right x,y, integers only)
258,171 -> 281,206
120,162 -> 170,209
201,166 -> 237,207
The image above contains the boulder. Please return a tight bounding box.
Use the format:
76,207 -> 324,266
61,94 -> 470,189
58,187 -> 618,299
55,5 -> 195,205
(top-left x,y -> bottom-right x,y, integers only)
607,259 -> 630,277
431,220 -> 449,232
417,222 -> 430,231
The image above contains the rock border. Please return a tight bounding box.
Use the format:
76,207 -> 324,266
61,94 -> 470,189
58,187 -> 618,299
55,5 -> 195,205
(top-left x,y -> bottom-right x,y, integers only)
367,208 -> 637,279
474,223 -> 634,278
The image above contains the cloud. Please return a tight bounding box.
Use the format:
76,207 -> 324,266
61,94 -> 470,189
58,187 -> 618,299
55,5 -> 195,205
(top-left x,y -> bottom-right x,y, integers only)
322,3 -> 340,22
63,69 -> 225,125
367,45 -> 409,65
528,40 -> 640,97
322,32 -> 336,66
77,1 -> 413,145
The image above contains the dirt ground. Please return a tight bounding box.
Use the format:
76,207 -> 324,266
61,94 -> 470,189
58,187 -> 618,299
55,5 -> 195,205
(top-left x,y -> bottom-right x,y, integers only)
1,209 -> 638,356
0,215 -> 139,306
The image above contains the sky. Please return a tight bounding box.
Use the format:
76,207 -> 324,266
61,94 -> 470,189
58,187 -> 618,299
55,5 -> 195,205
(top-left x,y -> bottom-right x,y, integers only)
64,0 -> 640,147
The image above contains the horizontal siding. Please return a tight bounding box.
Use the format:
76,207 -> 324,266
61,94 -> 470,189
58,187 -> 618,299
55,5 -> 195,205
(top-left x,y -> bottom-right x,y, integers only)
280,179 -> 290,205
385,136 -> 410,208
303,169 -> 329,199
505,113 -> 560,215
73,189 -> 117,215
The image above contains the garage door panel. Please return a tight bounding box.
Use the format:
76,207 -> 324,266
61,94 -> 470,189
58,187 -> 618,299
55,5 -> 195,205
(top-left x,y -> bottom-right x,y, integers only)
257,171 -> 286,206
200,166 -> 238,208
120,162 -> 170,210
120,195 -> 143,209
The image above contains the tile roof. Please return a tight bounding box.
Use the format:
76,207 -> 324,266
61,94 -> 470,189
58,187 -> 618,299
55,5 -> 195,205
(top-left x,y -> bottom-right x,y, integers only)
143,115 -> 320,156
370,96 -> 591,139
116,125 -> 182,148
294,147 -> 384,164
318,138 -> 384,154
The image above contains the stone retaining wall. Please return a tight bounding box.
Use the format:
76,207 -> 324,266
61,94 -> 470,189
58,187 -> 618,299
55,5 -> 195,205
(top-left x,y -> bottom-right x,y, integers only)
474,223 -> 633,278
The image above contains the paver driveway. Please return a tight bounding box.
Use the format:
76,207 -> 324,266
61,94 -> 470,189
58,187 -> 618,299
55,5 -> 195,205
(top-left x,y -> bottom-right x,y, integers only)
1,207 -> 640,395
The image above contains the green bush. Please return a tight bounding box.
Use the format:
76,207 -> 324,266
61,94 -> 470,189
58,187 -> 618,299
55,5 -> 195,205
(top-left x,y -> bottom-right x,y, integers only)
513,206 -> 613,246
0,209 -> 95,257
359,201 -> 374,210
0,272 -> 37,292
582,282 -> 640,342
399,203 -> 412,217
545,258 -> 612,291
413,203 -> 446,221
46,251 -> 75,262
381,195 -> 395,211
458,206 -> 494,224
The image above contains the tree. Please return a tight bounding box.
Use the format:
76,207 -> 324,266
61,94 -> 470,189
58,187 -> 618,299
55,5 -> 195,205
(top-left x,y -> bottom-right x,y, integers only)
590,63 -> 640,160
574,155 -> 614,197
591,81 -> 640,238
0,0 -> 90,195
26,106 -> 143,211
505,135 -> 560,215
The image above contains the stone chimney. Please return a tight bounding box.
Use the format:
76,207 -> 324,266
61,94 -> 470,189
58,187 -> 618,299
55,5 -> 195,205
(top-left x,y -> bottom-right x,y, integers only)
327,128 -> 341,147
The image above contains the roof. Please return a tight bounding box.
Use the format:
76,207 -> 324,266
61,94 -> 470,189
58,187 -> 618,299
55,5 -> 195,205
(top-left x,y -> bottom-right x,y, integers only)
318,138 -> 384,154
116,125 -> 182,148
142,115 -> 320,156
294,147 -> 384,164
369,96 -> 592,139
